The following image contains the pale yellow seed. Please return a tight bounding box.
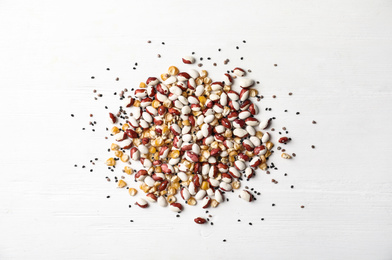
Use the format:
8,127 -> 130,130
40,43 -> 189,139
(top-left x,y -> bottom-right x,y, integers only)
172,182 -> 180,190
211,199 -> 219,208
128,188 -> 138,196
200,70 -> 208,78
122,123 -> 130,131
223,85 -> 231,92
259,163 -> 268,171
152,100 -> 161,109
204,84 -> 212,92
149,186 -> 157,193
266,141 -> 274,150
232,181 -> 240,189
203,77 -> 212,84
201,181 -> 210,190
171,176 -> 180,183
140,183 -> 150,193
111,126 -> 120,134
182,120 -> 190,126
155,166 -> 162,173
250,89 -> 258,97
105,158 -> 115,166
187,197 -> 197,206
215,113 -> 223,120
120,154 -> 129,162
167,195 -> 177,204
114,150 -> 123,158
160,190 -> 167,196
139,82 -> 147,88
133,100 -> 141,107
118,179 -> 127,188
124,166 -> 133,175
168,66 -> 179,76
195,77 -> 204,85
245,151 -> 254,158
161,73 -> 170,81
211,141 -> 219,149
111,143 -> 120,151
256,131 -> 264,139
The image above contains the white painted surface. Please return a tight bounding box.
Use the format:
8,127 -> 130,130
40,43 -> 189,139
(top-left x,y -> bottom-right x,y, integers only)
1,1 -> 392,259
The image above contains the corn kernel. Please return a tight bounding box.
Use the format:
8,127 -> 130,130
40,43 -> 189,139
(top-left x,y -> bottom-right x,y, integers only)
111,126 -> 120,134
169,150 -> 180,159
168,187 -> 177,195
167,195 -> 177,204
258,163 -> 268,171
105,158 -> 115,166
155,166 -> 162,173
203,77 -> 212,84
232,181 -> 240,189
120,154 -> 129,162
187,197 -> 197,206
124,166 -> 133,175
168,66 -> 179,76
111,143 -> 120,151
140,183 -> 150,193
211,199 -> 219,208
266,141 -> 274,150
250,89 -> 258,97
114,150 -> 123,158
128,188 -> 137,196
122,123 -> 130,131
265,150 -> 272,158
195,77 -> 203,85
201,181 -> 210,190
172,182 -> 180,190
133,100 -> 141,107
256,131 -> 264,139
160,190 -> 167,196
161,73 -> 170,81
118,179 -> 127,188
152,100 -> 161,109
223,85 -> 231,92
200,70 -> 208,78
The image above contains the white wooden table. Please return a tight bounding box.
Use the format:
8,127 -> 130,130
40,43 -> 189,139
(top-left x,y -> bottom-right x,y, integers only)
1,1 -> 391,259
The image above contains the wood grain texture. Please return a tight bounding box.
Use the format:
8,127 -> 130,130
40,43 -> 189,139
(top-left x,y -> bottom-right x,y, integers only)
1,0 -> 392,259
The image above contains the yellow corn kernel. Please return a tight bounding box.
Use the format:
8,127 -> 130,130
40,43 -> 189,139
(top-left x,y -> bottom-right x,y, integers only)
260,155 -> 266,163
122,123 -> 130,131
160,190 -> 167,196
210,118 -> 219,126
187,197 -> 197,206
152,100 -> 161,109
168,187 -> 177,195
256,131 -> 264,139
195,77 -> 203,85
200,70 -> 208,78
111,126 -> 120,134
111,143 -> 120,151
114,150 -> 123,158
232,181 -> 240,189
120,154 -> 129,162
118,179 -> 127,188
203,77 -> 212,84
172,182 -> 180,190
201,150 -> 210,159
211,141 -> 219,149
201,181 -> 210,190
266,141 -> 274,150
224,129 -> 232,138
105,158 -> 115,166
265,150 -> 272,158
258,163 -> 268,171
250,89 -> 258,97
245,151 -> 254,158
139,82 -> 147,88
182,120 -> 190,126
124,166 -> 133,175
161,73 -> 170,81
149,187 -> 157,193
211,199 -> 219,208
128,188 -> 137,196
133,100 -> 141,107
133,138 -> 141,146
171,175 -> 180,183
229,156 -> 235,163
154,181 -> 161,188
215,113 -> 223,120
169,150 -> 180,159
167,195 -> 177,204
155,166 -> 162,173
149,147 -> 156,154
221,158 -> 228,164
223,85 -> 231,92
168,66 -> 179,76
140,183 -> 150,193
204,84 -> 212,92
